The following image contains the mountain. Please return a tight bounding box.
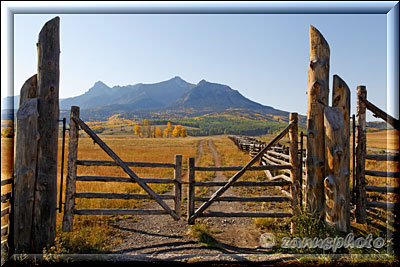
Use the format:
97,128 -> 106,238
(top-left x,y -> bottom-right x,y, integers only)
169,80 -> 287,116
60,76 -> 194,110
2,77 -> 296,125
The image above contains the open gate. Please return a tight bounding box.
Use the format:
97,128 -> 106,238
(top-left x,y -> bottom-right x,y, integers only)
187,113 -> 301,229
62,106 -> 182,232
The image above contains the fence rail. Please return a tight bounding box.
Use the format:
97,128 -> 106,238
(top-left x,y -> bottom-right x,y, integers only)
355,86 -> 399,224
62,106 -> 183,232
188,115 -> 300,231
1,177 -> 13,264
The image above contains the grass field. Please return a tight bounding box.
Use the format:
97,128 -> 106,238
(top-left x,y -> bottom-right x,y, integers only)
1,128 -> 398,254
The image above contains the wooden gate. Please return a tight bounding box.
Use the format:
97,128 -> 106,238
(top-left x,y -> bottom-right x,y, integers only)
187,113 -> 301,230
62,106 -> 182,232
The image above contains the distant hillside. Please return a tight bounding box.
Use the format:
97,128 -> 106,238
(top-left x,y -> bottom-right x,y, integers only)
60,76 -> 195,110
2,76 -> 305,129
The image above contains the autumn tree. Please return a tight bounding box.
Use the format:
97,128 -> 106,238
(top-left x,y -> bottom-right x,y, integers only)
172,125 -> 182,137
143,119 -> 150,138
155,127 -> 163,138
163,122 -> 173,138
134,123 -> 141,135
180,127 -> 188,137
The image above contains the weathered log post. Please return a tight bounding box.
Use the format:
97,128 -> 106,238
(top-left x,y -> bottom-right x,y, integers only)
32,16 -> 60,251
289,113 -> 300,234
174,154 -> 182,218
13,75 -> 38,253
187,157 -> 195,225
62,106 -> 80,232
306,25 -> 330,215
355,86 -> 367,223
324,107 -> 349,232
332,75 -> 351,231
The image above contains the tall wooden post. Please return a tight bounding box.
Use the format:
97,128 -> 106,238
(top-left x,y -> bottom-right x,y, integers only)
62,107 -> 80,232
306,25 -> 330,214
289,113 -> 300,234
324,106 -> 349,232
174,155 -> 182,219
32,16 -> 60,251
332,75 -> 351,231
13,75 -> 38,253
355,86 -> 367,223
187,158 -> 195,225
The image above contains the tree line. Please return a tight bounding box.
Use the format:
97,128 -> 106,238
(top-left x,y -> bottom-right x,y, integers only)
134,120 -> 187,138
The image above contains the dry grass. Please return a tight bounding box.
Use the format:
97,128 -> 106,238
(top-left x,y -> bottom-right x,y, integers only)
1,128 -> 398,254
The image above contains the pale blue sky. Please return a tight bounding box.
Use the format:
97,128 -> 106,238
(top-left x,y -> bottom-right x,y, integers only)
10,13 -> 390,121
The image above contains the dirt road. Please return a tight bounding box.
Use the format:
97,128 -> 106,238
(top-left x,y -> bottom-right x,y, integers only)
109,138 -> 272,261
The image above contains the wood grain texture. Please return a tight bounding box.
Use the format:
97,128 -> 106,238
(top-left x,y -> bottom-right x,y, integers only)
355,86 -> 367,224
62,107 -> 80,232
13,75 -> 38,253
33,17 -> 60,251
324,106 -> 349,232
306,26 -> 330,215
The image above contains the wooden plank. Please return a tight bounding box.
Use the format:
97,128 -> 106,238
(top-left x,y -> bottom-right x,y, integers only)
73,115 -> 180,221
365,170 -> 400,178
306,25 -> 330,214
365,186 -> 399,193
33,17 -> 60,251
194,196 -> 291,202
1,178 -> 13,187
289,113 -> 300,234
75,192 -> 175,200
188,121 -> 295,224
193,181 -> 292,187
367,201 -> 395,210
62,106 -> 79,232
266,150 -> 290,160
174,155 -> 182,218
76,176 -> 175,184
73,209 -> 168,215
263,155 -> 290,166
262,157 -> 291,175
76,160 -> 175,168
194,164 -> 291,172
187,157 -> 195,224
270,174 -> 291,182
365,154 -> 400,161
13,75 -> 38,253
332,74 -> 351,232
355,85 -> 367,224
361,98 -> 400,130
199,212 -> 293,218
324,106 -> 349,232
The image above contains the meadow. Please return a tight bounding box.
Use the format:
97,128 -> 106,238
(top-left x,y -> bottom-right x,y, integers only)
1,128 -> 398,254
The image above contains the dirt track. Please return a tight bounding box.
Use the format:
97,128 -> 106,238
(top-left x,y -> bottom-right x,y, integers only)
108,139 -> 273,261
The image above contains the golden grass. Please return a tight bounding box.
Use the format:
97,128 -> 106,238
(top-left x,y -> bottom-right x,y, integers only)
1,128 -> 398,253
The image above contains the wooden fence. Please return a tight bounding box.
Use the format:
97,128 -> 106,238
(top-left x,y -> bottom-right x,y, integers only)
1,177 -> 13,265
188,113 -> 300,233
62,106 -> 182,232
355,86 -> 399,224
228,134 -> 306,207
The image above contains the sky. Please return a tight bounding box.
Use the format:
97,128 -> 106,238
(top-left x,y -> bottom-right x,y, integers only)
6,12 -> 393,121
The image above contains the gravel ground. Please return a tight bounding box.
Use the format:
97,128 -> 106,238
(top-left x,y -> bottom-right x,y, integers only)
108,139 -> 276,262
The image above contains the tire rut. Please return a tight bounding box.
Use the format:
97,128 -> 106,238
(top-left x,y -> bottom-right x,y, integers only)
109,138 -> 267,258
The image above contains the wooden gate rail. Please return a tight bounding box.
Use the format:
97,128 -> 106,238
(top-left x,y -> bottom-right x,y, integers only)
1,177 -> 13,264
62,106 -> 181,232
229,134 -> 306,201
355,86 -> 399,224
187,161 -> 293,221
188,114 -> 300,225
